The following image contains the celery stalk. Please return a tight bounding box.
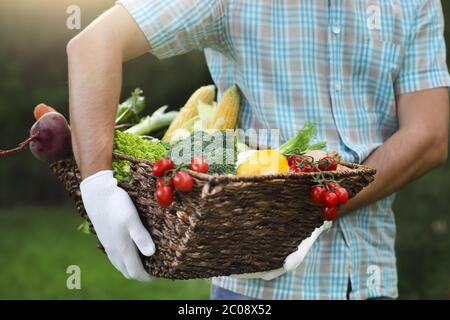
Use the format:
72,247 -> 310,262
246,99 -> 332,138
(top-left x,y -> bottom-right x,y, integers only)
125,105 -> 178,136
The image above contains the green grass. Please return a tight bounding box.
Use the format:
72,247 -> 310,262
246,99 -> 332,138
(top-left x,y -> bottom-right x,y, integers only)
0,206 -> 211,299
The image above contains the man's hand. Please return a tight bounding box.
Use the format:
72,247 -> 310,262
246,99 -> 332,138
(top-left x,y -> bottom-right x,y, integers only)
67,5 -> 152,279
80,171 -> 155,281
342,87 -> 449,215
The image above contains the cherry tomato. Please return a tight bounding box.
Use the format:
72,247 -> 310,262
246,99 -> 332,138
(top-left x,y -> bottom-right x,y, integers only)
152,157 -> 174,176
318,156 -> 337,171
157,177 -> 173,188
327,182 -> 337,191
173,171 -> 194,192
154,185 -> 173,208
189,156 -> 209,173
151,162 -> 165,177
335,187 -> 349,204
310,186 -> 326,204
290,165 -> 301,173
301,162 -> 318,172
160,157 -> 174,171
323,191 -> 338,207
287,155 -> 304,166
323,206 -> 339,221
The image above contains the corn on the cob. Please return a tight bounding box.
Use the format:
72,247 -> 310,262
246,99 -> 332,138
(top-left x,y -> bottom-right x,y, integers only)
208,84 -> 241,130
162,85 -> 215,142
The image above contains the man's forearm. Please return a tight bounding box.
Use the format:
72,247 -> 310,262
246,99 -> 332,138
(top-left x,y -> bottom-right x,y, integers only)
342,88 -> 449,214
68,36 -> 122,179
67,5 -> 149,179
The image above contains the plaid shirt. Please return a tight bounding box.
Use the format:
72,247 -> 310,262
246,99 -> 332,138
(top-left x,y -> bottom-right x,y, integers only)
119,0 -> 450,299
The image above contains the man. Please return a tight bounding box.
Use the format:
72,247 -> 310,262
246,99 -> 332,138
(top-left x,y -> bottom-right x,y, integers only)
68,0 -> 450,299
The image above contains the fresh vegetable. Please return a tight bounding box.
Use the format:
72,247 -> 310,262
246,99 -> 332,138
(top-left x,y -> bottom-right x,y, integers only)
309,176 -> 349,221
288,155 -> 319,173
115,88 -> 145,125
298,161 -> 317,173
323,192 -> 338,207
163,85 -> 216,142
112,130 -> 168,181
152,162 -> 166,177
287,154 -> 304,166
173,170 -> 194,192
154,185 -> 173,208
327,182 -> 337,191
318,156 -> 338,171
151,157 -> 198,206
168,130 -> 237,174
236,149 -> 290,176
157,177 -> 173,187
77,220 -> 91,234
236,122 -> 328,176
323,206 -> 339,221
277,122 -> 326,156
310,185 -> 326,205
189,156 -> 209,173
125,105 -> 178,136
208,84 -> 240,130
30,112 -> 72,162
34,103 -> 56,121
195,100 -> 215,130
1,110 -> 72,162
151,157 -> 174,177
335,187 -> 349,204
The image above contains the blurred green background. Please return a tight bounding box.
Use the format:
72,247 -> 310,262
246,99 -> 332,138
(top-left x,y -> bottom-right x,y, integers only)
0,0 -> 449,299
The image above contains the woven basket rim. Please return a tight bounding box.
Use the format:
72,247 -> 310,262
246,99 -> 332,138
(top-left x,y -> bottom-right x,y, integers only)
112,152 -> 376,183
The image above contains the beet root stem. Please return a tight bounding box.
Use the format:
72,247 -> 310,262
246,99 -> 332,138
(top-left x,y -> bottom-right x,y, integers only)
0,132 -> 39,156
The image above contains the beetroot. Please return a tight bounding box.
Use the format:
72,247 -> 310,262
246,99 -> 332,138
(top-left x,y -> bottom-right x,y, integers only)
0,112 -> 72,162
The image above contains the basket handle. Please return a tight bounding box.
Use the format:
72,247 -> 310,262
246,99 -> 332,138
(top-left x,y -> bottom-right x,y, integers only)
112,152 -> 154,166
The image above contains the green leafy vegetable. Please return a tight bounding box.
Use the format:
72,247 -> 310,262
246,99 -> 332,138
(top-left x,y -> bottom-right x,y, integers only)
115,88 -> 145,125
112,130 -> 168,181
77,220 -> 91,234
277,122 -> 326,155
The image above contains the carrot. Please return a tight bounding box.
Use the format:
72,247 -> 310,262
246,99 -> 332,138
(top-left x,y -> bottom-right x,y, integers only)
34,103 -> 56,121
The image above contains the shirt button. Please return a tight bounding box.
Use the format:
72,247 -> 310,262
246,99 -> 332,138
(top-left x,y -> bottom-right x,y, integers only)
335,82 -> 342,92
332,26 -> 341,35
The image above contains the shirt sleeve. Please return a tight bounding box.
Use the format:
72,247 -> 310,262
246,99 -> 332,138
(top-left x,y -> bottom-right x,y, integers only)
117,0 -> 227,59
394,0 -> 450,94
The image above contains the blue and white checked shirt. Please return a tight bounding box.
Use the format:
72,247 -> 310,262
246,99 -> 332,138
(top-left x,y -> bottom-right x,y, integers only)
119,0 -> 450,299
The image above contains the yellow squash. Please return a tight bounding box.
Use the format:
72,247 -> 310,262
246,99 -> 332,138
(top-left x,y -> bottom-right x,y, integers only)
236,149 -> 290,176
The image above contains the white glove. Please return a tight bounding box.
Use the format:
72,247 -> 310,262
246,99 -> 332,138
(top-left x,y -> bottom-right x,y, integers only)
233,221 -> 332,280
80,170 -> 155,281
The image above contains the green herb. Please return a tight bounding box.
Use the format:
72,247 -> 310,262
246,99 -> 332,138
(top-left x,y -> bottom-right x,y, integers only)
112,130 -> 168,181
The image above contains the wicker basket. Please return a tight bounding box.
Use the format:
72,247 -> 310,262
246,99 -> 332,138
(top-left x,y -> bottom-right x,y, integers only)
50,153 -> 375,280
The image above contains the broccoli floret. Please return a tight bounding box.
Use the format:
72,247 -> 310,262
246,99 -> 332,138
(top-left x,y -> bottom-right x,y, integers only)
168,130 -> 237,175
